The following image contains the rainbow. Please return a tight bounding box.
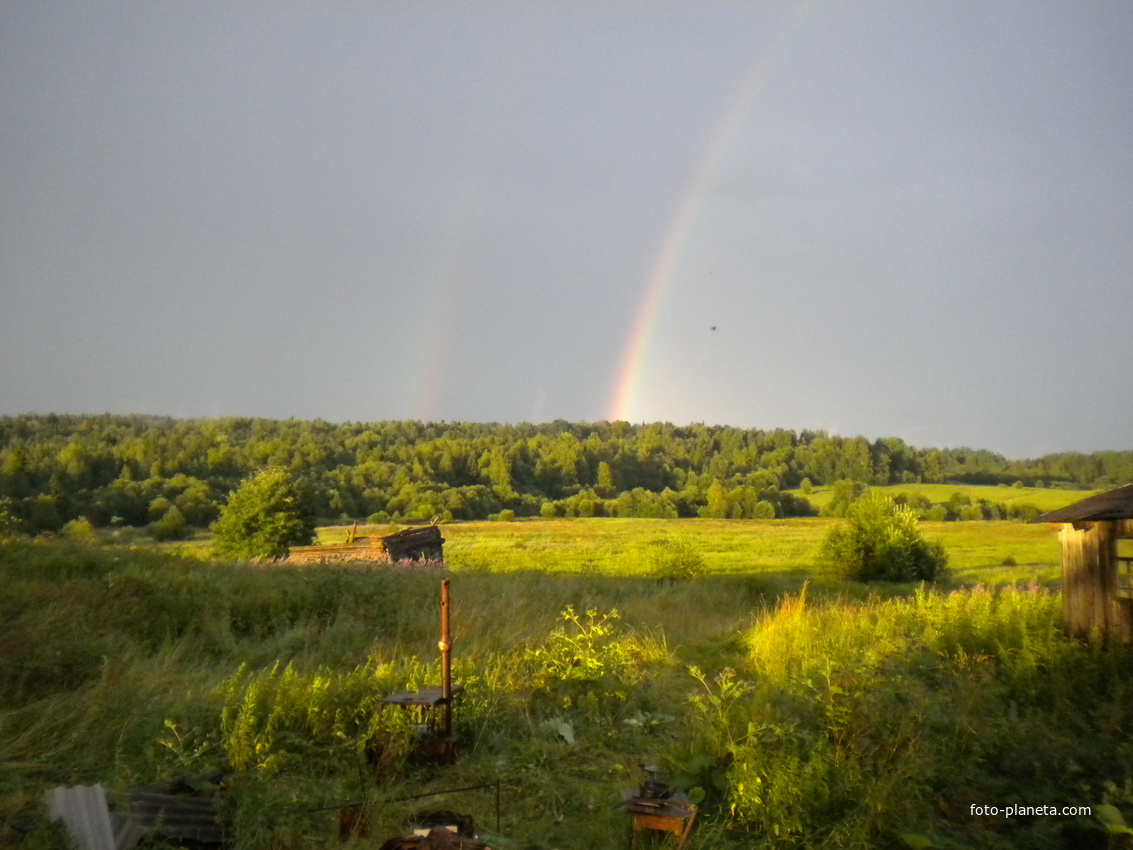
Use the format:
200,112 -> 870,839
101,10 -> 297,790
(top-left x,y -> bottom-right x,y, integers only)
409,180 -> 492,421
606,1 -> 815,423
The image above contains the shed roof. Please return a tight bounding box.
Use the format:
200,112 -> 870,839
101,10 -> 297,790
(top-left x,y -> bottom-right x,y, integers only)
1038,484 -> 1133,523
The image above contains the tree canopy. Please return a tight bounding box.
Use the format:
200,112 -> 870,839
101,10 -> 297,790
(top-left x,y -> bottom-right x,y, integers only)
0,413 -> 1126,531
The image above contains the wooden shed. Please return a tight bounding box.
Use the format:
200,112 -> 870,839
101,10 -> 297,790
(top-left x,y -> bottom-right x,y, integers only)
1039,484 -> 1133,642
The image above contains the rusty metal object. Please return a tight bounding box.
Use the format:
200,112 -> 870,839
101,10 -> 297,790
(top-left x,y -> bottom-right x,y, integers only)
376,580 -> 461,765
619,769 -> 697,850
378,826 -> 491,850
440,578 -> 453,737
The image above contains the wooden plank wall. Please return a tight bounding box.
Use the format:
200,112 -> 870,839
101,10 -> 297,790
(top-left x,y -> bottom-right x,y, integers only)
1060,521 -> 1133,642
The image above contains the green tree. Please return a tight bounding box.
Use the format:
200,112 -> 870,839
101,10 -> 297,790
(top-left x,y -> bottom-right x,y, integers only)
595,461 -> 616,497
816,494 -> 947,582
699,479 -> 732,518
821,479 -> 870,517
752,499 -> 776,519
211,467 -> 315,560
149,505 -> 190,541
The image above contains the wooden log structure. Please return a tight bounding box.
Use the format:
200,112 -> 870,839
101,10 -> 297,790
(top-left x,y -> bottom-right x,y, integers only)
284,523 -> 444,565
1039,485 -> 1133,642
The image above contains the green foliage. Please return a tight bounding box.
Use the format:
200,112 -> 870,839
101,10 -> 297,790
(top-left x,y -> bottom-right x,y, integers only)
820,479 -> 870,517
62,515 -> 99,544
4,531 -> 1133,850
753,499 -> 776,519
148,504 -> 190,541
211,467 -> 315,560
0,496 -> 24,538
651,536 -> 707,581
709,583 -> 1123,848
528,606 -> 638,685
817,494 -> 948,582
0,413 -> 1118,530
215,660 -> 416,774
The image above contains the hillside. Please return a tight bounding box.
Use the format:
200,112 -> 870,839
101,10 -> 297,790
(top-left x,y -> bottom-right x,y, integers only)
1,414 -> 1127,534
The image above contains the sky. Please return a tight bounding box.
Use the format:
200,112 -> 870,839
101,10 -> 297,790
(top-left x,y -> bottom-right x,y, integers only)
2,0 -> 1132,460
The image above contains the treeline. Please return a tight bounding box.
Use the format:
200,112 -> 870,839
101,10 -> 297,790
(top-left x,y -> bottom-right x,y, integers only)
0,413 -> 1130,533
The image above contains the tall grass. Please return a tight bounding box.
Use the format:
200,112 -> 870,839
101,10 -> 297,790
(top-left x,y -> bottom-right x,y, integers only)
678,583 -> 1133,848
2,524 -> 1127,850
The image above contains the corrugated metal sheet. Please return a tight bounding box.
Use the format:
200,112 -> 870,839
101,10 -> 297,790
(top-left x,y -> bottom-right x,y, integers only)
45,778 -> 225,850
126,786 -> 224,844
44,784 -> 148,850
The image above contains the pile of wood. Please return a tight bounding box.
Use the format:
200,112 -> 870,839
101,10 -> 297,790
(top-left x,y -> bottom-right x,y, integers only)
284,524 -> 444,565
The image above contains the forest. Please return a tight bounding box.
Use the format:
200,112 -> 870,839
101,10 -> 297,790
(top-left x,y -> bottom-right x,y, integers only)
1,413 -> 1130,534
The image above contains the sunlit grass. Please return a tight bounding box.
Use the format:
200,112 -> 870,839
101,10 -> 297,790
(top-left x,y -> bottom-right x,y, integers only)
796,482 -> 1096,512
321,517 -> 1062,585
0,517 -> 1087,850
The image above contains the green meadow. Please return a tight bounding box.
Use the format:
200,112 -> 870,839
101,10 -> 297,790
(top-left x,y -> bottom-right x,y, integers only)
797,483 -> 1097,514
320,517 -> 1063,586
5,515 -> 1132,850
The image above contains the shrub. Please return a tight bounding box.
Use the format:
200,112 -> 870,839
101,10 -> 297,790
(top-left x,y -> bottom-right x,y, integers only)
62,516 -> 100,545
149,505 -> 190,541
0,497 -> 24,538
816,494 -> 947,582
752,499 -> 776,519
652,537 -> 707,581
211,467 -> 316,560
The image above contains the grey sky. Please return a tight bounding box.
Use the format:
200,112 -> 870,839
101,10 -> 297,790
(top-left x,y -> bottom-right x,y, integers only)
2,1 -> 1131,459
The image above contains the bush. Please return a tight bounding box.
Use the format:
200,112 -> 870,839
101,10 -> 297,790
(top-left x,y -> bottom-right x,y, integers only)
752,499 -> 776,519
62,516 -> 100,545
211,467 -> 316,560
148,505 -> 190,541
816,494 -> 947,582
653,537 -> 707,581
0,497 -> 24,538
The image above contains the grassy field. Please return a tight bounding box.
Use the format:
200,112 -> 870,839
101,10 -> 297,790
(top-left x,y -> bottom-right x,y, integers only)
316,516 -> 1063,586
4,516 -> 1130,850
795,482 -> 1097,513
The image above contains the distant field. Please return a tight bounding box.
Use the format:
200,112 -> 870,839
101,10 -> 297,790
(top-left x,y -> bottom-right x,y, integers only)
317,516 -> 1063,587
792,482 -> 1097,512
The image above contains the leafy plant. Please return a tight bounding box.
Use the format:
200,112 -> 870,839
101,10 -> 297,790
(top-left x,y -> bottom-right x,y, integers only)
529,606 -> 636,685
211,467 -> 315,560
148,505 -> 190,541
62,516 -> 100,544
816,494 -> 947,582
652,537 -> 707,581
0,497 -> 23,538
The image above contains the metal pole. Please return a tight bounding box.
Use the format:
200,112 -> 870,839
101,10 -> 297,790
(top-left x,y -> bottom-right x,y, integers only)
439,579 -> 452,737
